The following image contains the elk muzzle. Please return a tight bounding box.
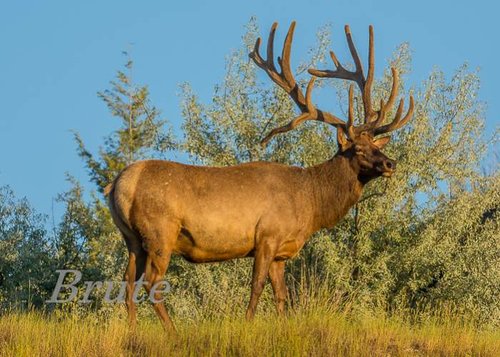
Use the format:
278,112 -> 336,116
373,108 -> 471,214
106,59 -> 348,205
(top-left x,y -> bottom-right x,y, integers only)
381,158 -> 396,177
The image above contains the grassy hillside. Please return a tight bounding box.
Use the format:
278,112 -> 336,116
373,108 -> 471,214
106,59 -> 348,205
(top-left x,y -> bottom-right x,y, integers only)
0,309 -> 498,356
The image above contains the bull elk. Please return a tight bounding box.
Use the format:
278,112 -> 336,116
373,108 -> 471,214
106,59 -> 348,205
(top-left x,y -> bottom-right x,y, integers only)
105,21 -> 414,330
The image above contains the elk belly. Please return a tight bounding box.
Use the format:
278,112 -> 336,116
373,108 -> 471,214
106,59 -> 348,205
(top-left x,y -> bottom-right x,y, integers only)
173,225 -> 255,263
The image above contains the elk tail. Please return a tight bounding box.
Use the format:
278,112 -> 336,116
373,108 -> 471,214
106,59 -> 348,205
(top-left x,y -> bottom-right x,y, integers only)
104,182 -> 114,197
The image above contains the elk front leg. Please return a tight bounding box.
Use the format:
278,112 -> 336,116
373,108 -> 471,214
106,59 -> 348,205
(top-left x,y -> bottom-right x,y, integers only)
246,243 -> 275,320
269,260 -> 287,315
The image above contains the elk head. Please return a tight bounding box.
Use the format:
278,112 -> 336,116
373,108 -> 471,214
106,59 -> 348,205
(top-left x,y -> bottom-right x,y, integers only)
250,22 -> 414,182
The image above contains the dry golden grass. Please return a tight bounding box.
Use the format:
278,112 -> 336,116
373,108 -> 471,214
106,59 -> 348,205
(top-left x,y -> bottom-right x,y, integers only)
0,308 -> 498,356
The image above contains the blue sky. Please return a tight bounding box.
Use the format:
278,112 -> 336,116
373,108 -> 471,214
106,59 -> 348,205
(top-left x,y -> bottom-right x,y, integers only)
0,0 -> 498,218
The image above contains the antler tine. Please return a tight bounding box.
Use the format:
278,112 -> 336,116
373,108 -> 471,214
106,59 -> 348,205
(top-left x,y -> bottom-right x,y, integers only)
266,23 -> 278,72
366,67 -> 400,128
373,95 -> 414,136
347,84 -> 356,139
279,21 -> 296,88
345,25 -> 364,75
363,25 -> 376,122
383,67 -> 399,114
345,24 -> 376,122
371,99 -> 386,128
260,113 -> 309,146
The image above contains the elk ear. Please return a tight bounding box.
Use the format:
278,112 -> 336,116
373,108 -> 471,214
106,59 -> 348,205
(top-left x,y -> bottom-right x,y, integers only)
337,126 -> 351,151
373,136 -> 391,149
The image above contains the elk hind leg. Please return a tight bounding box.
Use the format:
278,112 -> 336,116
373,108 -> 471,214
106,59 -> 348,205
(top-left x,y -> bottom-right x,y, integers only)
123,232 -> 146,331
141,223 -> 179,331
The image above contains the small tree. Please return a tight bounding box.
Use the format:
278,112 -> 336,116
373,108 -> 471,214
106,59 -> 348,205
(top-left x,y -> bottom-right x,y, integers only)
0,186 -> 53,309
74,52 -> 176,193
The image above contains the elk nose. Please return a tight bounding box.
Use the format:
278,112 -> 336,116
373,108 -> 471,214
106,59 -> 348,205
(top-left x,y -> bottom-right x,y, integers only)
383,159 -> 396,171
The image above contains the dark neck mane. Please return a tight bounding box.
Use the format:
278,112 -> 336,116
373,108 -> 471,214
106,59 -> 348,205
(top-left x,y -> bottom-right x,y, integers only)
306,155 -> 364,231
